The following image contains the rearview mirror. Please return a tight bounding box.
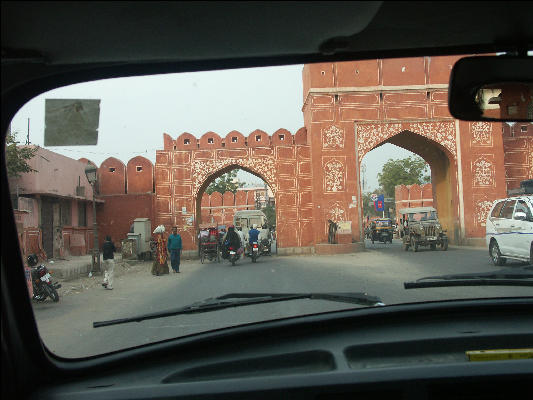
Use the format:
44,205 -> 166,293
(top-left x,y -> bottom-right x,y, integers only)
448,56 -> 532,122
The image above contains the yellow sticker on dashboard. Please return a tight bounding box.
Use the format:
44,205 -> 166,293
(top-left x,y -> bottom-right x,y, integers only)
466,349 -> 533,361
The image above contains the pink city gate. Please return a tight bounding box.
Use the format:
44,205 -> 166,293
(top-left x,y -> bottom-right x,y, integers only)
148,56 -> 529,252
154,129 -> 315,252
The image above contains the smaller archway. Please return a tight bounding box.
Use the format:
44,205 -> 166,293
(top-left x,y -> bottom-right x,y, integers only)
195,164 -> 276,238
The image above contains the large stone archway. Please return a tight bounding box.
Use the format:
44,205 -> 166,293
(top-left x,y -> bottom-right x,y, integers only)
357,121 -> 459,242
302,57 -> 509,246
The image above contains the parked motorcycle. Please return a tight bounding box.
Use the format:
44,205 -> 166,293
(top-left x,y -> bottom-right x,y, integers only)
27,254 -> 61,302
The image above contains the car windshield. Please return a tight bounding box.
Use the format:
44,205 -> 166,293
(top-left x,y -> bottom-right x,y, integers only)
6,54 -> 533,359
408,212 -> 437,222
376,220 -> 391,227
249,217 -> 264,227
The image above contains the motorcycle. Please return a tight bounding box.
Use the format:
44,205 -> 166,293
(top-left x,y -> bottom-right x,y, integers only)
250,241 -> 260,263
227,246 -> 241,266
260,238 -> 272,256
27,254 -> 61,302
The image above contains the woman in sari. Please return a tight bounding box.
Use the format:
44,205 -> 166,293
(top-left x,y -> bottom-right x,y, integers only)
151,226 -> 169,276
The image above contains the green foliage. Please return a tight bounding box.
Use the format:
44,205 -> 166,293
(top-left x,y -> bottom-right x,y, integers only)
377,156 -> 430,199
5,132 -> 38,178
206,169 -> 245,195
261,204 -> 276,227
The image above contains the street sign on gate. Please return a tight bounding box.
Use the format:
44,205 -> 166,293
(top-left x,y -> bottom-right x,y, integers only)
374,194 -> 385,212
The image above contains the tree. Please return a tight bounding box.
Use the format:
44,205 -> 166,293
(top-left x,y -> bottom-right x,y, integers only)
5,132 -> 38,178
377,156 -> 430,199
206,169 -> 245,195
261,204 -> 276,227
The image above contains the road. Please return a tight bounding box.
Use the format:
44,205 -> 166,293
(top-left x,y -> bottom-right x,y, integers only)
31,239 -> 532,358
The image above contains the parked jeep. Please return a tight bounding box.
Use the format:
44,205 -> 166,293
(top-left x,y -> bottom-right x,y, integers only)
400,207 -> 448,252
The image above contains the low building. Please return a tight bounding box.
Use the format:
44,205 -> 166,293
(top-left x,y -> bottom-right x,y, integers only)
199,186 -> 275,226
238,185 -> 274,209
9,147 -> 98,259
394,183 -> 434,223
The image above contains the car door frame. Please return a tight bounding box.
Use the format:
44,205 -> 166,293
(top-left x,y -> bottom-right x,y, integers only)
487,200 -> 507,248
495,199 -> 517,257
511,198 -> 533,259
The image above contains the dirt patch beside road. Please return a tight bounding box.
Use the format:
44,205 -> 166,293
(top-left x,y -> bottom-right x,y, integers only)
57,260 -> 151,297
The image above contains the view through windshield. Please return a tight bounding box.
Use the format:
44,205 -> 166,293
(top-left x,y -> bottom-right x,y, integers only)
6,56 -> 533,358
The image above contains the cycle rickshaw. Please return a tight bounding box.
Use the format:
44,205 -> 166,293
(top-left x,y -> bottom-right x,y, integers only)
198,223 -> 221,264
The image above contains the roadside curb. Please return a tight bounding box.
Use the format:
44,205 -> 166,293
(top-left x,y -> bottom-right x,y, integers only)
448,245 -> 487,251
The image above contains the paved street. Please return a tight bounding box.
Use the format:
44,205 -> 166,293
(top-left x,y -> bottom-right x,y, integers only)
32,240 -> 532,358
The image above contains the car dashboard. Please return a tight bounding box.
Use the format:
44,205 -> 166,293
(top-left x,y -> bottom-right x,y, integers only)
35,298 -> 532,400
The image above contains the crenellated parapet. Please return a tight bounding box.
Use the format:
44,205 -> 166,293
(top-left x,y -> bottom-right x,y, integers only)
162,128 -> 307,150
126,156 -> 155,194
90,156 -> 155,195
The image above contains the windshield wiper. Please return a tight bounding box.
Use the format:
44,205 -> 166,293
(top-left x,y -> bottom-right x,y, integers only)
93,292 -> 384,328
404,266 -> 533,289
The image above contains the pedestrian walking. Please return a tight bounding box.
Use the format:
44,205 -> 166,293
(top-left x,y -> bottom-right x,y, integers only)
152,225 -> 169,276
101,235 -> 116,290
167,226 -> 183,273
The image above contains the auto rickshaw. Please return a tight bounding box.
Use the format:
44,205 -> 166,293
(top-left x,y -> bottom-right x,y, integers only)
370,218 -> 394,244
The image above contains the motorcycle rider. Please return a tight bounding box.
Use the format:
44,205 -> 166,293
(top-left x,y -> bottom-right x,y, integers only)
247,224 -> 261,255
222,225 -> 243,260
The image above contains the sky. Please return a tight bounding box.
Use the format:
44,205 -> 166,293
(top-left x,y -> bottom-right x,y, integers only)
9,64 -> 413,192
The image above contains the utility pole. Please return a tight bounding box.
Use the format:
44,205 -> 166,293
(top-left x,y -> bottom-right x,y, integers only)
264,181 -> 268,208
361,163 -> 366,192
91,190 -> 100,272
84,164 -> 100,273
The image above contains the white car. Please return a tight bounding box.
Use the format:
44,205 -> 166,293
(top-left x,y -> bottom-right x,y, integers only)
486,195 -> 533,265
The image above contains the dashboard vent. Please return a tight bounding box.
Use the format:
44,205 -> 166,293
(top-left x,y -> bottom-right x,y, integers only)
162,350 -> 335,383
